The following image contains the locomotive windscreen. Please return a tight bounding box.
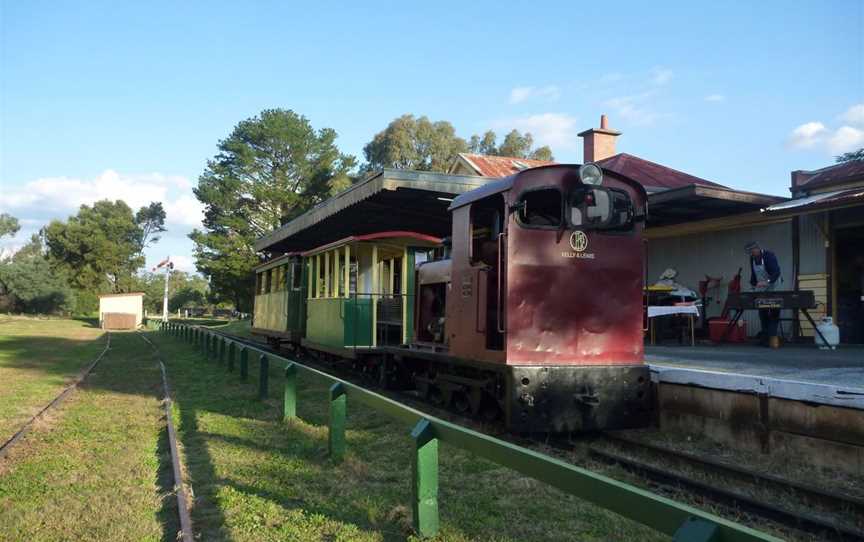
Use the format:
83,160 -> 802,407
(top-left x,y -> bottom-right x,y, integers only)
568,186 -> 634,230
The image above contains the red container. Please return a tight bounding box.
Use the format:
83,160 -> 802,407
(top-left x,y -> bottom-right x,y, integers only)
709,318 -> 746,343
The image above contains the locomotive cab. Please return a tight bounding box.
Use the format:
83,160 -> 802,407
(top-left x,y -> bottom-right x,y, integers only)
445,164 -> 652,432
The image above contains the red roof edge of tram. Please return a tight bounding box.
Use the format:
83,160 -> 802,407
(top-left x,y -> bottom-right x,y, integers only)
301,231 -> 442,256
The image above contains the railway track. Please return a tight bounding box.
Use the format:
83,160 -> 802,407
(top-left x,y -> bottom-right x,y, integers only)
0,333 -> 112,458
138,333 -> 194,542
202,326 -> 864,542
542,433 -> 864,541
0,331 -> 194,542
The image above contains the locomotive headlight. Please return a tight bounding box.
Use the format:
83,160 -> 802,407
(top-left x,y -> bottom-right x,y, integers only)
579,163 -> 603,185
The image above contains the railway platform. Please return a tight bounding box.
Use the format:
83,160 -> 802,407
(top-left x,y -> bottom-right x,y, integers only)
646,344 -> 864,383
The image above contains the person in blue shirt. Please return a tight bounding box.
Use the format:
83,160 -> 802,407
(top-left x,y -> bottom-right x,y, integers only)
745,241 -> 782,342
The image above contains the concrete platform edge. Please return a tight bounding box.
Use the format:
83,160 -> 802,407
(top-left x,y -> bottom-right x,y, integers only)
650,364 -> 864,410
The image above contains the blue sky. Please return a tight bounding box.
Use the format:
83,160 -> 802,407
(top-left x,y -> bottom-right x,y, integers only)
1,1 -> 862,272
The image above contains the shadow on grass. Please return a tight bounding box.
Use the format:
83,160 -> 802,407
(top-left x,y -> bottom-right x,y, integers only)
71,316 -> 100,328
153,333 -> 415,541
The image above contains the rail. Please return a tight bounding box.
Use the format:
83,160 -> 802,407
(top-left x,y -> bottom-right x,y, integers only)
158,321 -> 780,542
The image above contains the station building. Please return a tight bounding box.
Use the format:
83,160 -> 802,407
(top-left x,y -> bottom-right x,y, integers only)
98,292 -> 144,330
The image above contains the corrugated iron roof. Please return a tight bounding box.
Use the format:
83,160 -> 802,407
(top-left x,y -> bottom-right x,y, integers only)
254,168 -> 492,252
457,153 -> 556,177
763,187 -> 864,215
792,160 -> 864,192
597,153 -> 726,192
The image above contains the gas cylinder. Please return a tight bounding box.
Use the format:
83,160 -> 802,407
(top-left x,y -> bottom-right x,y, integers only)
816,317 -> 840,350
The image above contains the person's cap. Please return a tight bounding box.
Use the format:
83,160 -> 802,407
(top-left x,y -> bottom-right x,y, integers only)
744,241 -> 760,252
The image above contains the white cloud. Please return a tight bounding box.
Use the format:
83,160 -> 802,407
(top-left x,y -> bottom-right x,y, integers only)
0,170 -> 201,229
786,106 -> 864,155
839,103 -> 864,126
164,194 -> 205,228
650,67 -> 674,86
509,85 -> 561,104
494,113 -> 578,149
603,93 -> 659,126
827,126 -> 864,154
705,94 -> 726,103
787,121 -> 828,149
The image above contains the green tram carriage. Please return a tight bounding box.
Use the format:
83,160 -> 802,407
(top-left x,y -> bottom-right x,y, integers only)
301,232 -> 439,354
251,168 -> 492,350
252,254 -> 307,342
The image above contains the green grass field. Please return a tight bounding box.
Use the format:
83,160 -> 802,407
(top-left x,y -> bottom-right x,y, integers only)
0,323 -> 176,541
149,330 -> 664,542
0,316 -> 106,440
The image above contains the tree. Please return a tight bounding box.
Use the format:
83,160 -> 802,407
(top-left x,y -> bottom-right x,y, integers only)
468,130 -> 498,155
836,148 -> 864,163
136,202 -> 167,249
365,117 -> 555,172
43,200 -> 162,293
190,108 -> 355,311
480,129 -> 554,161
363,114 -> 468,172
0,213 -> 20,239
0,235 -> 76,314
133,269 -> 210,314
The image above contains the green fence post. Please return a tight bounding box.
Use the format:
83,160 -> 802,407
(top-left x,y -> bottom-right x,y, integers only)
328,383 -> 346,462
227,342 -> 236,372
284,363 -> 297,420
239,347 -> 248,381
672,518 -> 720,542
259,354 -> 269,400
219,337 -> 226,365
411,418 -> 439,538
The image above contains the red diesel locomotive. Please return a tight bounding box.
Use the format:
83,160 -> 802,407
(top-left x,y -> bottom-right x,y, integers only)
253,165 -> 651,433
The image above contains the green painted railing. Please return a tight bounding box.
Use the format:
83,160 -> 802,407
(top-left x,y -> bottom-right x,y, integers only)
159,321 -> 780,542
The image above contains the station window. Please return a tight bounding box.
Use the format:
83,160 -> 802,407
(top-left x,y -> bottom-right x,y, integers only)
517,188 -> 562,228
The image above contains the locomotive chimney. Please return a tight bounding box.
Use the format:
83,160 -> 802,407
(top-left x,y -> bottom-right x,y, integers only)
578,114 -> 621,163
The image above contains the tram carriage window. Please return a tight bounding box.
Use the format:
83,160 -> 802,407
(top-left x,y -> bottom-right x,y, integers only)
262,269 -> 271,293
516,188 -> 562,228
291,262 -> 303,291
349,259 -> 358,295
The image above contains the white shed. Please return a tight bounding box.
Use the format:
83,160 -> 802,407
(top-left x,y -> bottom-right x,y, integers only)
98,292 -> 145,329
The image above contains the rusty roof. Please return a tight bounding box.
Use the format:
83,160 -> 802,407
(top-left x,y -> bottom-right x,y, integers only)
792,160 -> 864,193
456,153 -> 556,178
597,153 -> 726,193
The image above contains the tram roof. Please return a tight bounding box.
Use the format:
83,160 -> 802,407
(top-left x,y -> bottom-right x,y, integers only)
255,168 -> 492,253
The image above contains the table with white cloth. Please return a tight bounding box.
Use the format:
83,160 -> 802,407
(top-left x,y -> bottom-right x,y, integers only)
647,305 -> 700,345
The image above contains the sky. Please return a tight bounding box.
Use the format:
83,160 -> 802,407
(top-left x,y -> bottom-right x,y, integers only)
1,1 -> 862,273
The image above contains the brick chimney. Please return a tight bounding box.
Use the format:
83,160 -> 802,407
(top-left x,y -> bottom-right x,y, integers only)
578,114 -> 621,163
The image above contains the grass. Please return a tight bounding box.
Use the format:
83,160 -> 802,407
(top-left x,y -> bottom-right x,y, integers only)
0,329 -> 176,541
150,330 -> 667,542
0,316 -> 106,441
